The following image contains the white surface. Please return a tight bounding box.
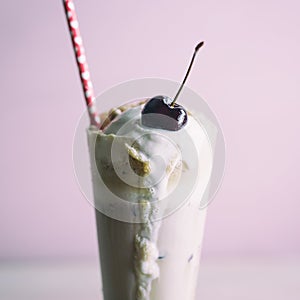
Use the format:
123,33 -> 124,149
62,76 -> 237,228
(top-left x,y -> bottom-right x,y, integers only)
0,258 -> 299,300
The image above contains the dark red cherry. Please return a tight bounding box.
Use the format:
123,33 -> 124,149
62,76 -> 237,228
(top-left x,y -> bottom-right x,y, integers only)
140,41 -> 204,132
141,96 -> 187,131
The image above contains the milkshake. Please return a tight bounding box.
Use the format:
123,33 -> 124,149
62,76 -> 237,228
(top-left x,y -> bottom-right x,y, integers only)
87,99 -> 213,300
62,3 -> 219,300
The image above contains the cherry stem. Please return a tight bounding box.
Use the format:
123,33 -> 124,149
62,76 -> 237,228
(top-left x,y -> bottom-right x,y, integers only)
171,41 -> 204,106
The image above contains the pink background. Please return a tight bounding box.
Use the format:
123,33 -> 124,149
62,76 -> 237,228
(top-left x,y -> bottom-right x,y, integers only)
1,0 -> 299,261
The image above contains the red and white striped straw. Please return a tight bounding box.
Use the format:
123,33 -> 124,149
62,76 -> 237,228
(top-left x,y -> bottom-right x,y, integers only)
62,0 -> 100,127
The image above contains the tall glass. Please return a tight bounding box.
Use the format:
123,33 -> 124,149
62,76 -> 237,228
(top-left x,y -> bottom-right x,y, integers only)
86,99 -> 216,300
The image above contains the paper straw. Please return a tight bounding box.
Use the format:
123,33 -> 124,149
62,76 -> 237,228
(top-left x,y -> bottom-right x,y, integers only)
62,0 -> 100,127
